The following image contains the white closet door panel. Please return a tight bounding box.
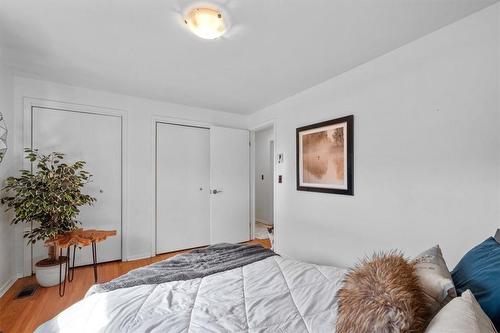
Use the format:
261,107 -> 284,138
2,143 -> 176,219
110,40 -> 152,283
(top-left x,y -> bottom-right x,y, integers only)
210,126 -> 250,244
156,123 -> 210,254
31,107 -> 122,267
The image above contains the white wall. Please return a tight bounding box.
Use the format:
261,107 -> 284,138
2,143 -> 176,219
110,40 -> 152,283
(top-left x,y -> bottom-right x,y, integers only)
0,54 -> 19,296
248,4 -> 500,268
3,3 -> 499,282
255,127 -> 274,224
12,77 -> 247,276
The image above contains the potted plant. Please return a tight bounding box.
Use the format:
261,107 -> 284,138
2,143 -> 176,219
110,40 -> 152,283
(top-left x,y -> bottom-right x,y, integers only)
1,149 -> 96,287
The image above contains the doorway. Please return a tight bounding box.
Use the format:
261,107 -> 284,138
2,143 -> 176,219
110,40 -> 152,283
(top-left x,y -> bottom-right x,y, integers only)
252,125 -> 275,248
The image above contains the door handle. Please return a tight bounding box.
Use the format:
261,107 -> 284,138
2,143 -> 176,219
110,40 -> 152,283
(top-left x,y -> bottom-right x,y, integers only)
211,189 -> 223,194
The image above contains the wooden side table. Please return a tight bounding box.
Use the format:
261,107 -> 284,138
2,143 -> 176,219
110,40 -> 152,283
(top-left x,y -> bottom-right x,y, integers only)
45,229 -> 117,296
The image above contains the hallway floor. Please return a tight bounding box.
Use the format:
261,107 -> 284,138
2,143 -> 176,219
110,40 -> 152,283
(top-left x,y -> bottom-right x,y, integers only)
255,221 -> 272,239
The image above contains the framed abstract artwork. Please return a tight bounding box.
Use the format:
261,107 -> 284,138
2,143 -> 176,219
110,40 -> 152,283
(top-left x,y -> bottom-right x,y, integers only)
296,115 -> 353,195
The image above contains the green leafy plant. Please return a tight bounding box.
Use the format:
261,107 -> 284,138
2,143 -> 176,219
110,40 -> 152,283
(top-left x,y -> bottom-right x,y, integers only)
1,149 -> 96,263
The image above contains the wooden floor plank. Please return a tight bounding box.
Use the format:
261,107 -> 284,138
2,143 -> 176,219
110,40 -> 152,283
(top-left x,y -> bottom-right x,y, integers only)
0,239 -> 271,333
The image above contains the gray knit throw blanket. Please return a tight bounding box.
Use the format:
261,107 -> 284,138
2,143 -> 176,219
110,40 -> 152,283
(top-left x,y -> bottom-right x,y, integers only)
87,243 -> 276,295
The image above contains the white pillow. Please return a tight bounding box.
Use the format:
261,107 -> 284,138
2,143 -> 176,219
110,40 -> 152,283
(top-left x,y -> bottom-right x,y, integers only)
413,245 -> 456,314
425,290 -> 498,333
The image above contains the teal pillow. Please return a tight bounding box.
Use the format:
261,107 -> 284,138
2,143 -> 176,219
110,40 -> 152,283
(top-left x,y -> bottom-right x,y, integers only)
451,237 -> 500,329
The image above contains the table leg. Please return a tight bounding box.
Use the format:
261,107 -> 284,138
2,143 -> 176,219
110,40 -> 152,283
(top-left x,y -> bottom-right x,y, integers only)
58,248 -> 68,297
91,241 -> 98,283
67,245 -> 76,282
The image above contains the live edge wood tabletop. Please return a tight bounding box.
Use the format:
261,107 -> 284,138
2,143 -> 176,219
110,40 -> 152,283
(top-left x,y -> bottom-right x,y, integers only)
45,229 -> 117,248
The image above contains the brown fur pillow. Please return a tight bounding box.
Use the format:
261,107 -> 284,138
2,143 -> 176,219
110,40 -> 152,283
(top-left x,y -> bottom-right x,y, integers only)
336,252 -> 430,333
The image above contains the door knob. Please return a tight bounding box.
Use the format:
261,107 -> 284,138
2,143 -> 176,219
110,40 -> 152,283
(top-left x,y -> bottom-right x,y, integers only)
212,189 -> 223,194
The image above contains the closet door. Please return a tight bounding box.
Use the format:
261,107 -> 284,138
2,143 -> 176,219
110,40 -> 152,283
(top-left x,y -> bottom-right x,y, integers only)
156,123 -> 210,254
210,126 -> 250,243
30,107 -> 122,268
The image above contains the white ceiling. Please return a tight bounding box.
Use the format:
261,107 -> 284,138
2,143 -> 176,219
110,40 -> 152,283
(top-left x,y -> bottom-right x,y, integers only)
0,0 -> 497,114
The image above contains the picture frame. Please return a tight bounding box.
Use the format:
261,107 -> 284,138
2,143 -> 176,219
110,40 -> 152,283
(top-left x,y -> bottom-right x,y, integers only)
296,115 -> 353,195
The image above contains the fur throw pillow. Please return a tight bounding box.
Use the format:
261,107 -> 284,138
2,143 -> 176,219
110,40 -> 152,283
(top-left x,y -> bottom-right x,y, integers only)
336,252 -> 430,333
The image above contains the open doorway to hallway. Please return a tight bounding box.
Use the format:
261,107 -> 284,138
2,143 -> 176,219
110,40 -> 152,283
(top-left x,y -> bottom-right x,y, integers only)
252,125 -> 274,248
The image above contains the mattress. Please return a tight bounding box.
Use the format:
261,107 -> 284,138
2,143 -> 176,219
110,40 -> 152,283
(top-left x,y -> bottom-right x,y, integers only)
36,256 -> 346,332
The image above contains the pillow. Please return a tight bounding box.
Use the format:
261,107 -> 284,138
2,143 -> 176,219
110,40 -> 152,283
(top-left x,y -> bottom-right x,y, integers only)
336,252 -> 430,333
452,237 -> 500,329
413,245 -> 456,314
424,290 -> 498,333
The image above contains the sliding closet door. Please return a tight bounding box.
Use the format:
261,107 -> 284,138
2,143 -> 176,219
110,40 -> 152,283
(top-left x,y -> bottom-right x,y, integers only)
31,107 -> 122,267
156,123 -> 210,254
210,126 -> 250,243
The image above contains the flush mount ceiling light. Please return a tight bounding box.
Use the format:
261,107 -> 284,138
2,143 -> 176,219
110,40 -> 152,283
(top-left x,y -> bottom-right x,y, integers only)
184,7 -> 226,40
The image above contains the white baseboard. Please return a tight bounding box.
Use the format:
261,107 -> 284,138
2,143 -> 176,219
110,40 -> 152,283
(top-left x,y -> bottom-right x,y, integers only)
256,219 -> 273,226
124,252 -> 152,261
0,274 -> 20,298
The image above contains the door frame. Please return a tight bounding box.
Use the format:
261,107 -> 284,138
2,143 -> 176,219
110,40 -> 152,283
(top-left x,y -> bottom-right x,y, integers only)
249,120 -> 277,247
22,98 -> 128,276
151,116 -> 251,256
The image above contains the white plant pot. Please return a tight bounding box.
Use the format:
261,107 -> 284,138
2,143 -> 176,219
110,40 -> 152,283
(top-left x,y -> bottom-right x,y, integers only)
35,260 -> 67,287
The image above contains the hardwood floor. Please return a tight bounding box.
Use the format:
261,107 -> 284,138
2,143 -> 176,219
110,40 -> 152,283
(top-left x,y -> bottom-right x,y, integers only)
0,239 -> 271,333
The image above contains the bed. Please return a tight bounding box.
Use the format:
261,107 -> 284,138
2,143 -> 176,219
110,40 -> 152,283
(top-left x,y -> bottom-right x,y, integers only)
36,232 -> 500,333
36,245 -> 345,332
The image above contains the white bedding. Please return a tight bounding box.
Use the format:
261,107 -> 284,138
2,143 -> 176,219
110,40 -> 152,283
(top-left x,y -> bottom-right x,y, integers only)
36,256 -> 346,333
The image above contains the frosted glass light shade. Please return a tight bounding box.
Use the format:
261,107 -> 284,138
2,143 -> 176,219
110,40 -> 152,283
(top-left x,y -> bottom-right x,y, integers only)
184,7 -> 226,40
